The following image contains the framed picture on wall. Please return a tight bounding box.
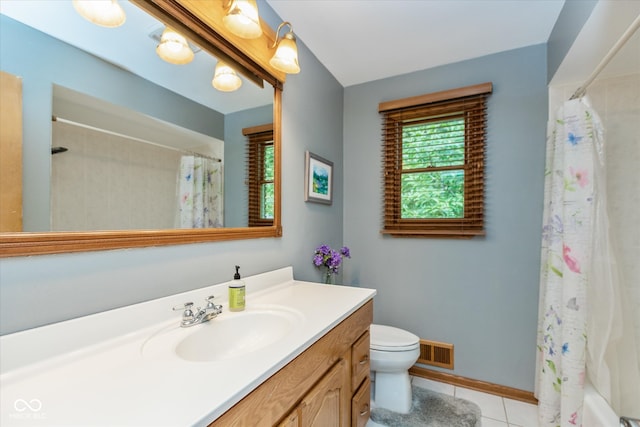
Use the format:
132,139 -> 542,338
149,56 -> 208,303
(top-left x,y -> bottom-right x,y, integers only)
304,151 -> 333,205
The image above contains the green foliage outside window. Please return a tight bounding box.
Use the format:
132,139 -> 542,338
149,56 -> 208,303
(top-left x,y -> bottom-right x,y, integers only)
400,118 -> 465,219
261,145 -> 275,219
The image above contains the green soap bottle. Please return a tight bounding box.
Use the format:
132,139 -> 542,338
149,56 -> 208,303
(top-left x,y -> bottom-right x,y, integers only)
228,265 -> 245,312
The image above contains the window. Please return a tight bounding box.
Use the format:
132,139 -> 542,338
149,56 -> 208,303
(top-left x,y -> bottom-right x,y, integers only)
379,82 -> 492,238
244,124 -> 274,227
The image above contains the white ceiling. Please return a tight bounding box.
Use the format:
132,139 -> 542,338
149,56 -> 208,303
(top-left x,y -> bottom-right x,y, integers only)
3,0 -> 636,107
266,0 -> 566,87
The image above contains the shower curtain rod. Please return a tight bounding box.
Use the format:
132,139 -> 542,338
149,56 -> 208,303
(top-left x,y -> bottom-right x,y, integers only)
51,116 -> 222,162
570,14 -> 640,100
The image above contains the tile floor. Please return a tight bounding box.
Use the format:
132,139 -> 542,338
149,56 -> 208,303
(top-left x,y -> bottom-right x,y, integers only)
413,376 -> 539,426
368,376 -> 539,427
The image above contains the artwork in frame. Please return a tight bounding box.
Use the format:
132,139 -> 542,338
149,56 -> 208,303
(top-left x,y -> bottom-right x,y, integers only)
304,151 -> 333,205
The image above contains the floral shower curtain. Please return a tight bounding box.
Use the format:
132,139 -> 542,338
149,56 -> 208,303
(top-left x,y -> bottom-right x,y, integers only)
176,155 -> 223,228
536,98 -> 598,426
536,97 -> 640,425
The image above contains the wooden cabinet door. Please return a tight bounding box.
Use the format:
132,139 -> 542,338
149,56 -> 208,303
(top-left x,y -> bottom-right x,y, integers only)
0,71 -> 23,232
299,358 -> 350,427
278,409 -> 300,427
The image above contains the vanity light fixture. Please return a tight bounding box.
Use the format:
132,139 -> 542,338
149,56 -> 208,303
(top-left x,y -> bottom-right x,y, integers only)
72,0 -> 126,28
212,61 -> 243,92
156,27 -> 195,65
270,22 -> 300,74
223,0 -> 263,39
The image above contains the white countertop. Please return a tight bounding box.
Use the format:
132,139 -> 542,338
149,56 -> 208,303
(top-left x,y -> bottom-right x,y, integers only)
0,267 -> 376,426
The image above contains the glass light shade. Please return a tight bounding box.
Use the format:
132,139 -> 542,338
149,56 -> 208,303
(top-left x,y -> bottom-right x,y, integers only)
270,34 -> 300,74
212,61 -> 242,92
223,0 -> 262,39
156,28 -> 194,65
72,0 -> 126,28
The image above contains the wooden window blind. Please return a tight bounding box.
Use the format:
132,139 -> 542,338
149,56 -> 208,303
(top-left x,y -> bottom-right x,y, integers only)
379,82 -> 492,238
244,124 -> 274,227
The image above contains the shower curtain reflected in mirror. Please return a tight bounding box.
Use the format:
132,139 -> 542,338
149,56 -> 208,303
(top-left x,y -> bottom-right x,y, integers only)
535,97 -> 640,426
176,155 -> 223,228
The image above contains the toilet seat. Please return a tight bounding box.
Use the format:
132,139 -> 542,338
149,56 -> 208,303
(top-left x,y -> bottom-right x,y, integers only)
370,324 -> 419,352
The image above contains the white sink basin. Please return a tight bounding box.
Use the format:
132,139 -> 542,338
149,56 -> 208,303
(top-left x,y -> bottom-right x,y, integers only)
142,306 -> 304,362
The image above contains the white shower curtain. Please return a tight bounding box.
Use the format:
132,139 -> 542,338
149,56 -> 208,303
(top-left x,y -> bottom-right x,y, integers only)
176,155 -> 223,228
536,97 -> 640,425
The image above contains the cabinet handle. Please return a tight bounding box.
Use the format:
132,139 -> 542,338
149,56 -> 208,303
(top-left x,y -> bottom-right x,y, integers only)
359,404 -> 369,416
359,355 -> 369,365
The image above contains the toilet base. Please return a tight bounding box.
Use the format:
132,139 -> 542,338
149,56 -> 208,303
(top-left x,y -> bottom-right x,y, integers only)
373,370 -> 413,414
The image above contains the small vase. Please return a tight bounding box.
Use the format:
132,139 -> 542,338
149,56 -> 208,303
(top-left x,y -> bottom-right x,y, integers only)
325,270 -> 334,284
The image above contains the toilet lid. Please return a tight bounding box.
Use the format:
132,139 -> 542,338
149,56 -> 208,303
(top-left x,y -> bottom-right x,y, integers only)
370,324 -> 419,351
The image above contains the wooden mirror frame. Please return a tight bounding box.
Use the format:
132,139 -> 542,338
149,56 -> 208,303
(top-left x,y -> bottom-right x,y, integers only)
0,0 -> 283,257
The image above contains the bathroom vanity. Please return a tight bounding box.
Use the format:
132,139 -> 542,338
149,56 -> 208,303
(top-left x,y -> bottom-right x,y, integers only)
0,267 -> 375,426
213,299 -> 372,427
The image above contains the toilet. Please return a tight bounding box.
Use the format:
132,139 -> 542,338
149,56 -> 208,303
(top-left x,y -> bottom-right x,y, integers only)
369,324 -> 420,414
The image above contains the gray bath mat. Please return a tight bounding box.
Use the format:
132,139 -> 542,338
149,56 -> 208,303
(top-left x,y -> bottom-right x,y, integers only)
370,385 -> 482,427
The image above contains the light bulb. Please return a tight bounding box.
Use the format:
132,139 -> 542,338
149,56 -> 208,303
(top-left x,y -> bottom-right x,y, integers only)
223,0 -> 262,39
73,0 -> 126,28
270,34 -> 300,74
156,28 -> 194,65
212,61 -> 242,92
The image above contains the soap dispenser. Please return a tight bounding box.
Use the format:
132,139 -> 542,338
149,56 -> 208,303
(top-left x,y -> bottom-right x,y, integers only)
228,265 -> 245,312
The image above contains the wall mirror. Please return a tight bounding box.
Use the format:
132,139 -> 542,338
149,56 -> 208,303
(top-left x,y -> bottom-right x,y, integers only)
0,0 -> 283,257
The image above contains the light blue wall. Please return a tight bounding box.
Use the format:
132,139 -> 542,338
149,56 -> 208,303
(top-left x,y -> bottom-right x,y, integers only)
343,45 -> 548,392
0,4 -> 345,334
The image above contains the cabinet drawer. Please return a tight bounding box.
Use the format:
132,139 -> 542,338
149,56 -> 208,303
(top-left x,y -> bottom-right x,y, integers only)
351,330 -> 370,392
351,377 -> 371,427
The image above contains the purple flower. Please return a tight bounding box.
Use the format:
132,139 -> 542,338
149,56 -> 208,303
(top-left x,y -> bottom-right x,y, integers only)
329,250 -> 342,272
317,244 -> 331,255
313,254 -> 324,267
313,244 -> 351,280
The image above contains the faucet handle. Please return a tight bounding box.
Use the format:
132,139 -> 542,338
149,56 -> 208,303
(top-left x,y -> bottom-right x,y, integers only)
173,301 -> 194,311
204,295 -> 223,313
173,302 -> 195,318
172,302 -> 197,327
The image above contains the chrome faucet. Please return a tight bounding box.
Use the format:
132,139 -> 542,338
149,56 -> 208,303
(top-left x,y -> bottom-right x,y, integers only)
173,296 -> 223,327
621,417 -> 640,427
